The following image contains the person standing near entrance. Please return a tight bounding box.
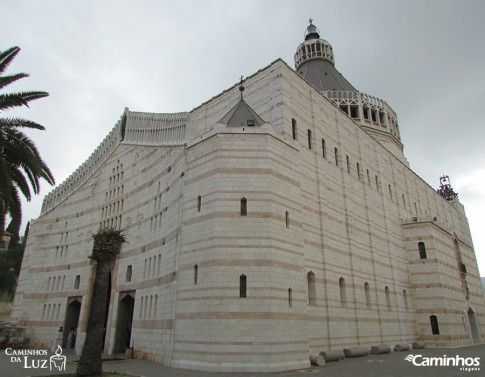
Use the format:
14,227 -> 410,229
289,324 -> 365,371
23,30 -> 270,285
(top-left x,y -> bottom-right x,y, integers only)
67,327 -> 76,348
51,327 -> 63,352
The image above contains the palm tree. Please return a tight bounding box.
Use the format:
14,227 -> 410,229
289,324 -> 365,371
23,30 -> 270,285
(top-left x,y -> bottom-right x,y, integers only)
0,46 -> 54,234
77,228 -> 126,377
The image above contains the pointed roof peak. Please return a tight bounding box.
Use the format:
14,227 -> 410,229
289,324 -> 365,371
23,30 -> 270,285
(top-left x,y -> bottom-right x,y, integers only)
220,98 -> 266,128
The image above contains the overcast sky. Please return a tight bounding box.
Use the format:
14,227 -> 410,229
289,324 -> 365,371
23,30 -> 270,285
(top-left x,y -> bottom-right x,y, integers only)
2,0 -> 485,275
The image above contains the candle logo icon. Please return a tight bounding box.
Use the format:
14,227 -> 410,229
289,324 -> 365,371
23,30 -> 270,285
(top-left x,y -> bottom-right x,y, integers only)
49,345 -> 66,371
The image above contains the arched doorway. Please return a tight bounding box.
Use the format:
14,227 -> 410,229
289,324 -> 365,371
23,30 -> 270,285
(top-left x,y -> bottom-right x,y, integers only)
63,297 -> 82,348
114,291 -> 135,353
467,307 -> 481,344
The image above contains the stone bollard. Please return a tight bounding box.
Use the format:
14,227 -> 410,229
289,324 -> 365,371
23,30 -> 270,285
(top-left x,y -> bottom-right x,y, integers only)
343,347 -> 369,358
370,344 -> 391,354
412,342 -> 425,349
309,354 -> 326,366
394,343 -> 410,352
319,350 -> 345,362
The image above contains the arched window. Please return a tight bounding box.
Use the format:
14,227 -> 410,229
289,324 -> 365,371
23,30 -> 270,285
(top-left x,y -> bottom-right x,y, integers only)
240,197 -> 247,216
385,286 -> 391,310
418,242 -> 427,259
430,315 -> 440,335
307,272 -> 316,306
339,277 -> 347,307
240,274 -> 247,297
194,264 -> 198,285
288,288 -> 293,307
364,282 -> 371,308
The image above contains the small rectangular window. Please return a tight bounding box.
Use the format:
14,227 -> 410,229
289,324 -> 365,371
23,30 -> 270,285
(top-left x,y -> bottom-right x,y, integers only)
240,198 -> 247,216
418,242 -> 427,259
125,266 -> 132,282
292,118 -> 297,140
430,315 -> 440,335
240,275 -> 247,298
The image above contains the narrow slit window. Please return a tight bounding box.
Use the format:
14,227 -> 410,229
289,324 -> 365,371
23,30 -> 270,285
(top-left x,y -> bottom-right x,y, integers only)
288,288 -> 293,307
292,118 -> 297,140
74,275 -> 80,290
364,282 -> 371,308
194,264 -> 198,285
125,265 -> 132,282
346,155 -> 350,173
403,289 -> 409,311
197,195 -> 201,212
418,242 -> 427,259
307,129 -> 312,149
339,277 -> 347,307
385,286 -> 391,310
240,197 -> 247,216
307,272 -> 316,306
240,274 -> 247,297
321,138 -> 326,159
430,315 -> 440,335
334,147 -> 339,166
285,211 -> 290,228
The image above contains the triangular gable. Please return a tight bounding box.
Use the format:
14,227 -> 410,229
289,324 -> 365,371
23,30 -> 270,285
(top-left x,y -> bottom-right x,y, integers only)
219,99 -> 266,127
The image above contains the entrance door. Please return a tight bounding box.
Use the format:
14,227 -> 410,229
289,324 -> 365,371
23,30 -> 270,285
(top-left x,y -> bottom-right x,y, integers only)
63,297 -> 82,348
467,307 -> 481,344
114,291 -> 135,353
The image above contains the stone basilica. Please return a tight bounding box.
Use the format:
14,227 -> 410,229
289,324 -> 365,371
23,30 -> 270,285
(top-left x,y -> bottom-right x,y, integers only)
11,20 -> 484,372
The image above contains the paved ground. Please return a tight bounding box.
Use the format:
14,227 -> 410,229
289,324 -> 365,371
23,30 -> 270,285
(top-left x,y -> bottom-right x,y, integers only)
1,343 -> 483,377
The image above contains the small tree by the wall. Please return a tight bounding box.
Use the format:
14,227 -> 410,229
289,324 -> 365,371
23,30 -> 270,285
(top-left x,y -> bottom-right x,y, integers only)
76,228 -> 126,377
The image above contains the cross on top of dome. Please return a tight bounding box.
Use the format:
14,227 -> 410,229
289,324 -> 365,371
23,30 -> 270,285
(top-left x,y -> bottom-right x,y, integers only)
304,17 -> 321,40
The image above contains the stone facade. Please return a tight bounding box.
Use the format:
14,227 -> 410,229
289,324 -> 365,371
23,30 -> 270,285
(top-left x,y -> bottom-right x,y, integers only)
11,28 -> 485,372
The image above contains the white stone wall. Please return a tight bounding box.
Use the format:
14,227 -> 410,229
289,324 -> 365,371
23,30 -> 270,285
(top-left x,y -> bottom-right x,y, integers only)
11,59 -> 484,372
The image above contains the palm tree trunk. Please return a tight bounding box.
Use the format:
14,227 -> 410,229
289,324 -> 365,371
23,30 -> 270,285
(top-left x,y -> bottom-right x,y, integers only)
76,260 -> 111,376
